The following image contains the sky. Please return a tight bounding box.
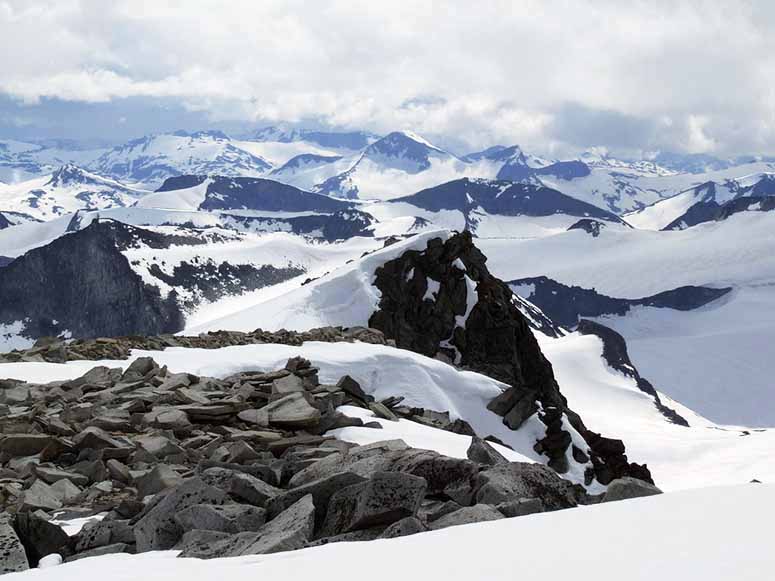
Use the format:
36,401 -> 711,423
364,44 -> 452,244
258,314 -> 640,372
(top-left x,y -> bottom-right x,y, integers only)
2,0 -> 775,157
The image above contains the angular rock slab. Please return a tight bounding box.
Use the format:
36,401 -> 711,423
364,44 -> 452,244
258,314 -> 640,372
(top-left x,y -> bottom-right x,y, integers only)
0,517 -> 29,574
179,494 -> 315,559
320,471 -> 427,537
134,477 -> 228,552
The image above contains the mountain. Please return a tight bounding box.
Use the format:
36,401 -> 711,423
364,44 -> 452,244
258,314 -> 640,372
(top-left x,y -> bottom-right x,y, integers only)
0,218 -> 381,349
249,126 -> 378,150
139,175 -> 357,213
474,208 -> 775,426
90,131 -> 273,189
312,131 -> 468,200
0,164 -> 147,221
364,178 -> 626,238
625,172 -> 775,230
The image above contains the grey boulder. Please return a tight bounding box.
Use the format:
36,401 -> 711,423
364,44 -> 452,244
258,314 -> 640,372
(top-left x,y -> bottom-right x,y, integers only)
320,471 -> 426,537
602,477 -> 662,503
134,477 -> 228,551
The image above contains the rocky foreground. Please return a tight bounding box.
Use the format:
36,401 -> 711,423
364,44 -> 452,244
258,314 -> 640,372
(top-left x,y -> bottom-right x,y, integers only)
0,353 -> 660,573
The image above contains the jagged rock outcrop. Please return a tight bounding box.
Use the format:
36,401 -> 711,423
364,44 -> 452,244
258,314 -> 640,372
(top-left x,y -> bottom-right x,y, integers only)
368,231 -> 652,485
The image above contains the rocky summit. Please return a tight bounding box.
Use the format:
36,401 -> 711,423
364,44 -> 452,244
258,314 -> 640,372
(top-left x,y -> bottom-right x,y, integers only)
369,231 -> 652,485
0,352 -> 659,570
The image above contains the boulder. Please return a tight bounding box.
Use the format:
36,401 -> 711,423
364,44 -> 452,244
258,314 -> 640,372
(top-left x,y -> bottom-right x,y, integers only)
121,357 -> 159,382
75,520 -> 134,553
228,472 -> 283,507
320,471 -> 426,537
467,436 -> 509,467
179,494 -> 315,559
379,516 -> 427,539
496,497 -> 544,517
34,466 -> 89,487
428,504 -> 504,531
336,375 -> 369,401
602,477 -> 662,503
271,374 -> 304,394
20,480 -> 62,512
238,392 -> 320,430
175,504 -> 266,534
49,479 -> 82,504
237,494 -> 315,556
265,471 -> 367,525
0,434 -> 60,457
66,543 -> 130,562
0,517 -> 29,573
72,427 -> 127,451
133,477 -> 228,551
475,463 -> 579,510
12,512 -> 69,567
135,464 -> 183,498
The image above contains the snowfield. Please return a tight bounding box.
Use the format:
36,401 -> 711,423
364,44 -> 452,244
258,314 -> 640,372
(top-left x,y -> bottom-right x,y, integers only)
477,210 -> 775,426
7,484 -> 774,581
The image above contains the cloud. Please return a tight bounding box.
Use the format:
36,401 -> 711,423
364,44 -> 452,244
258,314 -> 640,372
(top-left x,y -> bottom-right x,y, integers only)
1,0 -> 775,154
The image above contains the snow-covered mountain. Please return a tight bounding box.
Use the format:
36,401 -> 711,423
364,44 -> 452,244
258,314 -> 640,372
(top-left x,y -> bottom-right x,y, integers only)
310,131 -> 473,200
364,177 -> 626,238
90,131 -> 273,189
625,172 -> 775,230
474,209 -> 775,426
247,126 -> 378,150
0,164 -> 148,221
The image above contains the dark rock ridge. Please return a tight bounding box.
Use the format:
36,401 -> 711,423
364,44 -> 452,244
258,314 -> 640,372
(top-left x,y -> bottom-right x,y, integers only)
509,276 -> 732,328
665,194 -> 775,230
576,320 -> 689,426
367,231 -> 652,485
0,354 -> 657,570
0,256 -> 13,268
392,178 -> 623,232
180,176 -> 356,213
0,220 -> 183,341
0,220 -> 307,343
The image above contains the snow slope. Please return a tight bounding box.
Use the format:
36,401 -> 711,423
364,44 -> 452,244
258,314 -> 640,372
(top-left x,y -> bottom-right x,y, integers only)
9,484 -> 773,581
185,230 -> 449,333
477,211 -> 775,426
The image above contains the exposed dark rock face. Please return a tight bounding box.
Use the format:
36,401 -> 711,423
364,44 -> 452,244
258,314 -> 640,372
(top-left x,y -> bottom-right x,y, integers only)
0,220 -> 184,341
576,320 -> 689,426
198,176 -> 354,213
393,178 -> 623,224
716,195 -> 775,219
510,276 -> 731,328
0,256 -> 13,268
367,231 -> 652,485
0,212 -> 12,229
497,159 -> 591,181
567,218 -> 607,236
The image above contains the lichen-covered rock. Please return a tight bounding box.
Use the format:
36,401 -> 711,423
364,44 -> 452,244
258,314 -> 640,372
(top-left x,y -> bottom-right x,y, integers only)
320,471 -> 427,537
134,477 -> 228,551
0,517 -> 29,574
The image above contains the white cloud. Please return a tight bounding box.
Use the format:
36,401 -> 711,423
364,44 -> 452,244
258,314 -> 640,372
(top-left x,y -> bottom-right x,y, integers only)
2,0 -> 775,154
